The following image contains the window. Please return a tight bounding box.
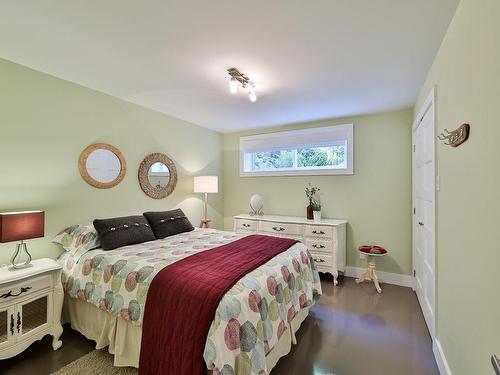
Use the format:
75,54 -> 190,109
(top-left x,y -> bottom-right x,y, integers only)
240,124 -> 353,176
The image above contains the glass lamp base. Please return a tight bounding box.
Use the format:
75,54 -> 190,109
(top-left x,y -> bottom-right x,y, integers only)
10,241 -> 33,270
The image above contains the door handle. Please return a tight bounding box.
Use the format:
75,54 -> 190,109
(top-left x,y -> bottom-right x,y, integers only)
418,222 -> 424,226
492,355 -> 500,375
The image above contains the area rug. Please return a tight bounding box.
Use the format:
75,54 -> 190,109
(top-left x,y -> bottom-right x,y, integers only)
51,350 -> 138,375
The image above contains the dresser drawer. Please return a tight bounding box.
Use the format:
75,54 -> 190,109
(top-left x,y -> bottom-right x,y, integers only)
311,254 -> 333,267
305,239 -> 333,254
304,225 -> 333,238
235,218 -> 258,232
0,274 -> 52,303
260,221 -> 303,236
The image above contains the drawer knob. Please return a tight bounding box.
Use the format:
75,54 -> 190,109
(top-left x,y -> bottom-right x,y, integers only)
312,230 -> 325,235
314,258 -> 325,263
272,226 -> 285,232
312,244 -> 325,249
242,223 -> 251,228
1,286 -> 32,299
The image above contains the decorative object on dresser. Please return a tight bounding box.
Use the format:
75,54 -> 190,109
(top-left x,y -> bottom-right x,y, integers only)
249,194 -> 264,216
0,258 -> 63,359
355,245 -> 388,293
79,143 -> 126,189
233,214 -> 346,285
311,197 -> 322,222
0,211 -> 44,270
305,183 -> 320,220
194,176 -> 218,228
138,153 -> 178,199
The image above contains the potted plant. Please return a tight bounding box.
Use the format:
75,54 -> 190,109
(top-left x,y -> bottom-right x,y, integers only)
311,197 -> 322,222
305,183 -> 320,220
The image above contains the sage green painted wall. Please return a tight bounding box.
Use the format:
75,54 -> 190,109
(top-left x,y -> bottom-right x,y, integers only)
0,58 -> 223,265
415,0 -> 500,373
223,109 -> 413,275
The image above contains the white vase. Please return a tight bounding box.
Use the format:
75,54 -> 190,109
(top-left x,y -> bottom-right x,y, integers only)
313,210 -> 321,222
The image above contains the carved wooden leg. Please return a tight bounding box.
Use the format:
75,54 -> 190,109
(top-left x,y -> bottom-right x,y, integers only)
356,269 -> 371,284
52,270 -> 64,350
367,258 -> 382,293
333,270 -> 339,286
372,269 -> 382,293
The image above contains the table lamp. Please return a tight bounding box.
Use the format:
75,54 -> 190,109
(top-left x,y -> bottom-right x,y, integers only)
0,210 -> 45,270
193,176 -> 218,228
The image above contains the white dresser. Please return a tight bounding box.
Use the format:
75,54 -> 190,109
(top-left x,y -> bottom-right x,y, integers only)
234,214 -> 347,285
0,258 -> 64,359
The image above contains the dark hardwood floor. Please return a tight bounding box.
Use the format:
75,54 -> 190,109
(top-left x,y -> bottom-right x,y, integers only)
0,277 -> 439,375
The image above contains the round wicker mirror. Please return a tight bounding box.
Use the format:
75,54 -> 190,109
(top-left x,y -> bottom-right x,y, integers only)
138,153 -> 177,199
79,143 -> 126,189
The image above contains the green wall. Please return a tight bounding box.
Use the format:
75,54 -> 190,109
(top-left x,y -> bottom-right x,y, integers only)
415,0 -> 500,373
223,109 -> 413,275
0,58 -> 224,265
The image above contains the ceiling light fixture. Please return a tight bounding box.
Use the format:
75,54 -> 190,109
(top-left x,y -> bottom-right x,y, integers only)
227,67 -> 257,102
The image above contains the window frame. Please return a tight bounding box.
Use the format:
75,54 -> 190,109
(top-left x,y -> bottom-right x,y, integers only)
239,124 -> 354,177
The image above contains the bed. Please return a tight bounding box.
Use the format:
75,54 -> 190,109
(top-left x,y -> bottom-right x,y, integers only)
58,228 -> 322,374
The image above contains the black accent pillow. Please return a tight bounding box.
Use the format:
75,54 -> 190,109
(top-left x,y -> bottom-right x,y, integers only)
93,215 -> 156,250
143,209 -> 195,239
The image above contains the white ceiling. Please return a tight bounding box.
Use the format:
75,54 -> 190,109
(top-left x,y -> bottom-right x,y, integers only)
0,0 -> 459,133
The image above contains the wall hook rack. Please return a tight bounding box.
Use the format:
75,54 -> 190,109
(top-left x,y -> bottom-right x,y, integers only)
437,123 -> 470,147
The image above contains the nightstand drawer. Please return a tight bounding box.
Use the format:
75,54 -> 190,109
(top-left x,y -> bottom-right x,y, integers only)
311,254 -> 333,267
235,219 -> 258,232
261,221 -> 303,236
0,275 -> 52,303
304,225 -> 333,238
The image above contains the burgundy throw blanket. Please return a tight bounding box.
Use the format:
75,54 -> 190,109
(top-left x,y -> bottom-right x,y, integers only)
139,235 -> 298,375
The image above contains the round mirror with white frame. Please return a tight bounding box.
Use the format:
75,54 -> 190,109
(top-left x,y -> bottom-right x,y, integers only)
139,153 -> 177,199
79,143 -> 126,189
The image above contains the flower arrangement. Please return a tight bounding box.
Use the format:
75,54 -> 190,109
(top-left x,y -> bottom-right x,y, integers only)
305,183 -> 320,206
305,183 -> 321,219
311,197 -> 321,212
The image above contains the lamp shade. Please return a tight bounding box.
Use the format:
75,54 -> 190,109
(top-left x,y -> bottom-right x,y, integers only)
194,176 -> 218,193
0,211 -> 45,243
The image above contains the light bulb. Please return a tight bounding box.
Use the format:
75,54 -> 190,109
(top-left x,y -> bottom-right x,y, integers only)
229,78 -> 238,94
248,86 -> 257,102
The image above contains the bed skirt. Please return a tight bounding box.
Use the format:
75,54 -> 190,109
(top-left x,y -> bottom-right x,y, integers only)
63,296 -> 310,372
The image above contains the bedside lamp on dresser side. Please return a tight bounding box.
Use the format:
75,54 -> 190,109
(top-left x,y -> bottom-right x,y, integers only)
0,210 -> 45,270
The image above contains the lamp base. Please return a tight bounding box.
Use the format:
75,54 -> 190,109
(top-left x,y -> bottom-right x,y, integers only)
200,219 -> 211,229
10,241 -> 33,271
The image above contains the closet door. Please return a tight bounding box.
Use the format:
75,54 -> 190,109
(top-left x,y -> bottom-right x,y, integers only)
413,89 -> 436,339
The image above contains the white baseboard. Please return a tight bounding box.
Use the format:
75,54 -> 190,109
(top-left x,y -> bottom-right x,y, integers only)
344,266 -> 414,288
433,339 -> 452,375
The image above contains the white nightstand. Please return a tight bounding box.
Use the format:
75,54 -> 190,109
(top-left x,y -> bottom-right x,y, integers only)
0,258 -> 64,359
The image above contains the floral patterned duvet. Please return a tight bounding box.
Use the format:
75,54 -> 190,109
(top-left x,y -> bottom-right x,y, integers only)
59,229 -> 322,374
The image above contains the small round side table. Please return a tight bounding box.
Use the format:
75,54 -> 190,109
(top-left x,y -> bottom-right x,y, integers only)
355,245 -> 387,293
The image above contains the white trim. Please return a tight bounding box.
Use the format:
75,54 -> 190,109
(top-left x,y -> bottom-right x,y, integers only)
344,266 -> 414,288
413,86 -> 435,131
433,339 -> 453,375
